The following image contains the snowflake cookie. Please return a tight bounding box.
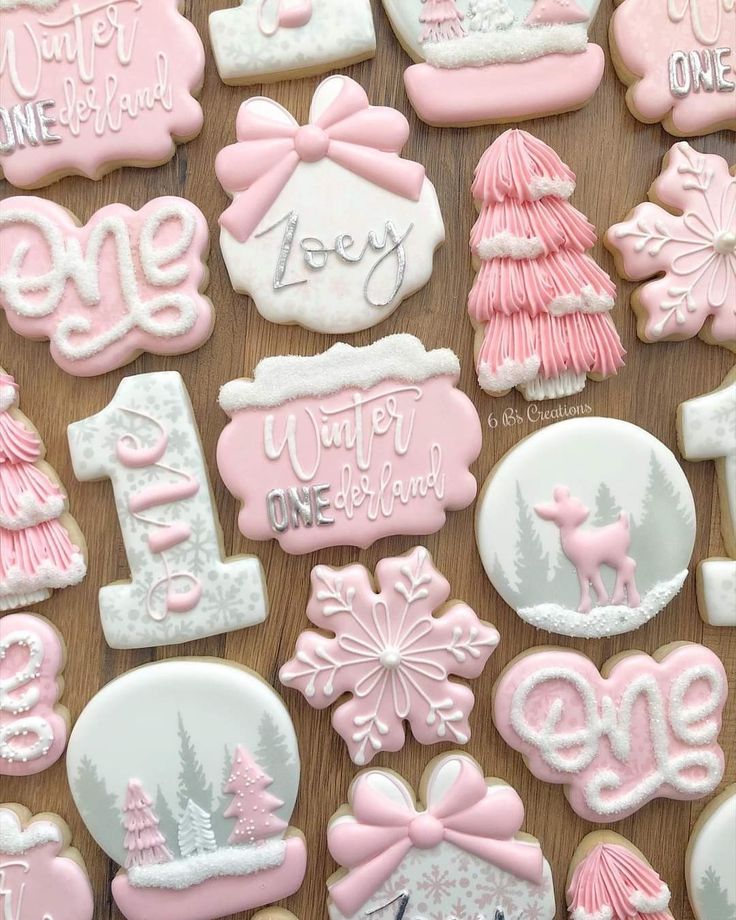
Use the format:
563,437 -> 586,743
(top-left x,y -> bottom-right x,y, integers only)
67,372 -> 267,649
382,0 -> 605,126
493,643 -> 728,823
215,75 -> 445,335
476,417 -> 696,638
326,752 -> 556,918
686,784 -> 736,920
678,369 -> 736,627
67,658 -> 307,920
0,197 -> 213,376
610,0 -> 736,136
0,805 -> 94,920
209,0 -> 376,85
0,0 -> 205,189
567,832 -> 673,920
607,143 -> 736,352
280,547 -> 499,765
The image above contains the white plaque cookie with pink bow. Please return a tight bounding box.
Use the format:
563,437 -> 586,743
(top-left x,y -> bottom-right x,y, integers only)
216,75 -> 445,335
326,753 -> 556,919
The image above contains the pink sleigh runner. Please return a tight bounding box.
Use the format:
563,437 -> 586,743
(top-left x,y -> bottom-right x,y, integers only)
468,130 -> 625,400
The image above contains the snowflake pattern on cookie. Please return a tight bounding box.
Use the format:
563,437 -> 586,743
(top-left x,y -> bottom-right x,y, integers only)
280,547 -> 499,765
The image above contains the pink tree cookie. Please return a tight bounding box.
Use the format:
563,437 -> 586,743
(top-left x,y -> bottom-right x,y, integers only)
607,143 -> 735,352
420,0 -> 466,42
280,547 -> 500,765
122,780 -> 174,869
223,746 -> 287,845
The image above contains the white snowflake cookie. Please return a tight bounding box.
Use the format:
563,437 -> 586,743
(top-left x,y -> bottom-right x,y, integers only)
215,76 -> 445,334
476,417 -> 696,638
326,752 -> 556,918
686,785 -> 736,920
209,0 -> 376,85
67,658 -> 307,920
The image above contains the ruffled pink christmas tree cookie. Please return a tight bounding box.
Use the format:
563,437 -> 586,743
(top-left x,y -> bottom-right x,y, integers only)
607,143 -> 736,352
0,805 -> 94,920
567,832 -> 673,920
468,130 -> 625,401
382,0 -> 605,126
0,370 -> 86,611
280,547 -> 500,765
327,753 -> 556,918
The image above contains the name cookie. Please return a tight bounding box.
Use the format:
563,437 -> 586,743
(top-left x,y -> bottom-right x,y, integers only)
215,75 -> 444,335
217,335 -> 482,554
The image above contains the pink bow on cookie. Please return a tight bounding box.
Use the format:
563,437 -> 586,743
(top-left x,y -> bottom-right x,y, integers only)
215,76 -> 426,243
327,756 -> 544,916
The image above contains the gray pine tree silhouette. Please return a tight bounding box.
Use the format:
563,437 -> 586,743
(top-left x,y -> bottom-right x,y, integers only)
177,714 -> 213,814
699,867 -> 736,920
73,756 -> 120,838
255,713 -> 294,820
593,482 -> 622,526
211,745 -> 235,847
547,549 -> 581,610
155,787 -> 180,860
489,553 -> 519,607
515,483 -> 550,605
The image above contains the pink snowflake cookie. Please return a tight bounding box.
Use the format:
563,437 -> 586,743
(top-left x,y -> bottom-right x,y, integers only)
607,143 -> 735,352
280,547 -> 499,766
326,753 -> 556,918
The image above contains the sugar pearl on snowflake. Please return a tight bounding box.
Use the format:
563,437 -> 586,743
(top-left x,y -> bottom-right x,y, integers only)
714,231 -> 736,256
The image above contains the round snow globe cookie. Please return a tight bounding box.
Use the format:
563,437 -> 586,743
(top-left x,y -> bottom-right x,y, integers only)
476,417 -> 696,638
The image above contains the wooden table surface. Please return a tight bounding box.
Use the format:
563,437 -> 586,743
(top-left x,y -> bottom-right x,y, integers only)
1,2 -> 734,918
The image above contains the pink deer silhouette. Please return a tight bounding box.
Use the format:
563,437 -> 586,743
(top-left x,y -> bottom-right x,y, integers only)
535,486 -> 641,614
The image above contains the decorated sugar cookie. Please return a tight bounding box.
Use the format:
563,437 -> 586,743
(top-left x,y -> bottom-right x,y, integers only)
0,805 -> 94,920
0,371 -> 86,611
215,76 -> 445,335
0,197 -> 213,376
252,913 -> 299,920
327,752 -> 556,919
567,832 -> 674,920
67,659 -> 307,920
687,785 -> 736,920
67,372 -> 267,649
217,335 -> 482,554
382,0 -> 605,126
607,144 -> 736,352
209,0 -> 376,85
0,0 -> 205,190
610,0 -> 736,136
679,370 -> 736,627
280,547 -> 500,765
493,643 -> 728,823
1,613 -> 68,776
476,418 -> 696,638
468,130 -> 625,401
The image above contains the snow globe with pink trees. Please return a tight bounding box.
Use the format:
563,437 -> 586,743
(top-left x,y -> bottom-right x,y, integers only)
66,659 -> 307,920
382,0 -> 606,125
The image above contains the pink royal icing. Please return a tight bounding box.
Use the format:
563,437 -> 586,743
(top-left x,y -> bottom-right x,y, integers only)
611,0 -> 736,136
217,336 -> 482,554
0,0 -> 205,189
493,644 -> 727,823
0,613 -> 67,776
608,143 -> 735,351
280,547 -> 499,764
0,197 -> 213,376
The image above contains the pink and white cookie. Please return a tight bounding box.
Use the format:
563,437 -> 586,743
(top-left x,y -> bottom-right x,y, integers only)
607,143 -> 735,352
0,0 -> 205,189
217,335 -> 482,554
468,130 -> 625,400
280,547 -> 500,765
1,613 -> 68,776
67,658 -> 307,920
567,832 -> 674,920
327,752 -> 556,919
0,197 -> 213,376
686,784 -> 736,920
610,0 -> 736,136
209,0 -> 376,85
382,0 -> 605,126
0,370 -> 87,611
679,369 -> 736,627
215,75 -> 445,335
0,804 -> 94,920
493,643 -> 728,823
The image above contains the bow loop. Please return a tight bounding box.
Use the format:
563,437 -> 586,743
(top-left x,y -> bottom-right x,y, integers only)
328,820 -> 409,869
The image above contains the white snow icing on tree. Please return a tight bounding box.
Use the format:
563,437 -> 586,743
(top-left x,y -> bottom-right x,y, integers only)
177,800 -> 217,858
468,0 -> 515,31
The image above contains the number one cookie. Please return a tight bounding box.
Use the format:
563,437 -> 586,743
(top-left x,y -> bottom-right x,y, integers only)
68,372 -> 268,649
679,369 -> 736,627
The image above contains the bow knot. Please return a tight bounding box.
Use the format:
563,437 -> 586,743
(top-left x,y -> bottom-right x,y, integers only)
409,814 -> 444,849
293,124 -> 330,162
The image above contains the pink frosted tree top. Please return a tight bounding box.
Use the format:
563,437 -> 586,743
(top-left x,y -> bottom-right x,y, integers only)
122,780 -> 173,868
223,746 -> 287,846
525,0 -> 590,25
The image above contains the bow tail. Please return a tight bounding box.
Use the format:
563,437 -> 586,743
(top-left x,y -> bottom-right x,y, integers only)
218,151 -> 300,243
329,141 -> 426,202
444,829 -> 545,885
328,838 -> 413,917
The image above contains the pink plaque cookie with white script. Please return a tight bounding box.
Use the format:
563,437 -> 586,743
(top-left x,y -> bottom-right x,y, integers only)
0,0 -> 205,189
217,335 -> 482,554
